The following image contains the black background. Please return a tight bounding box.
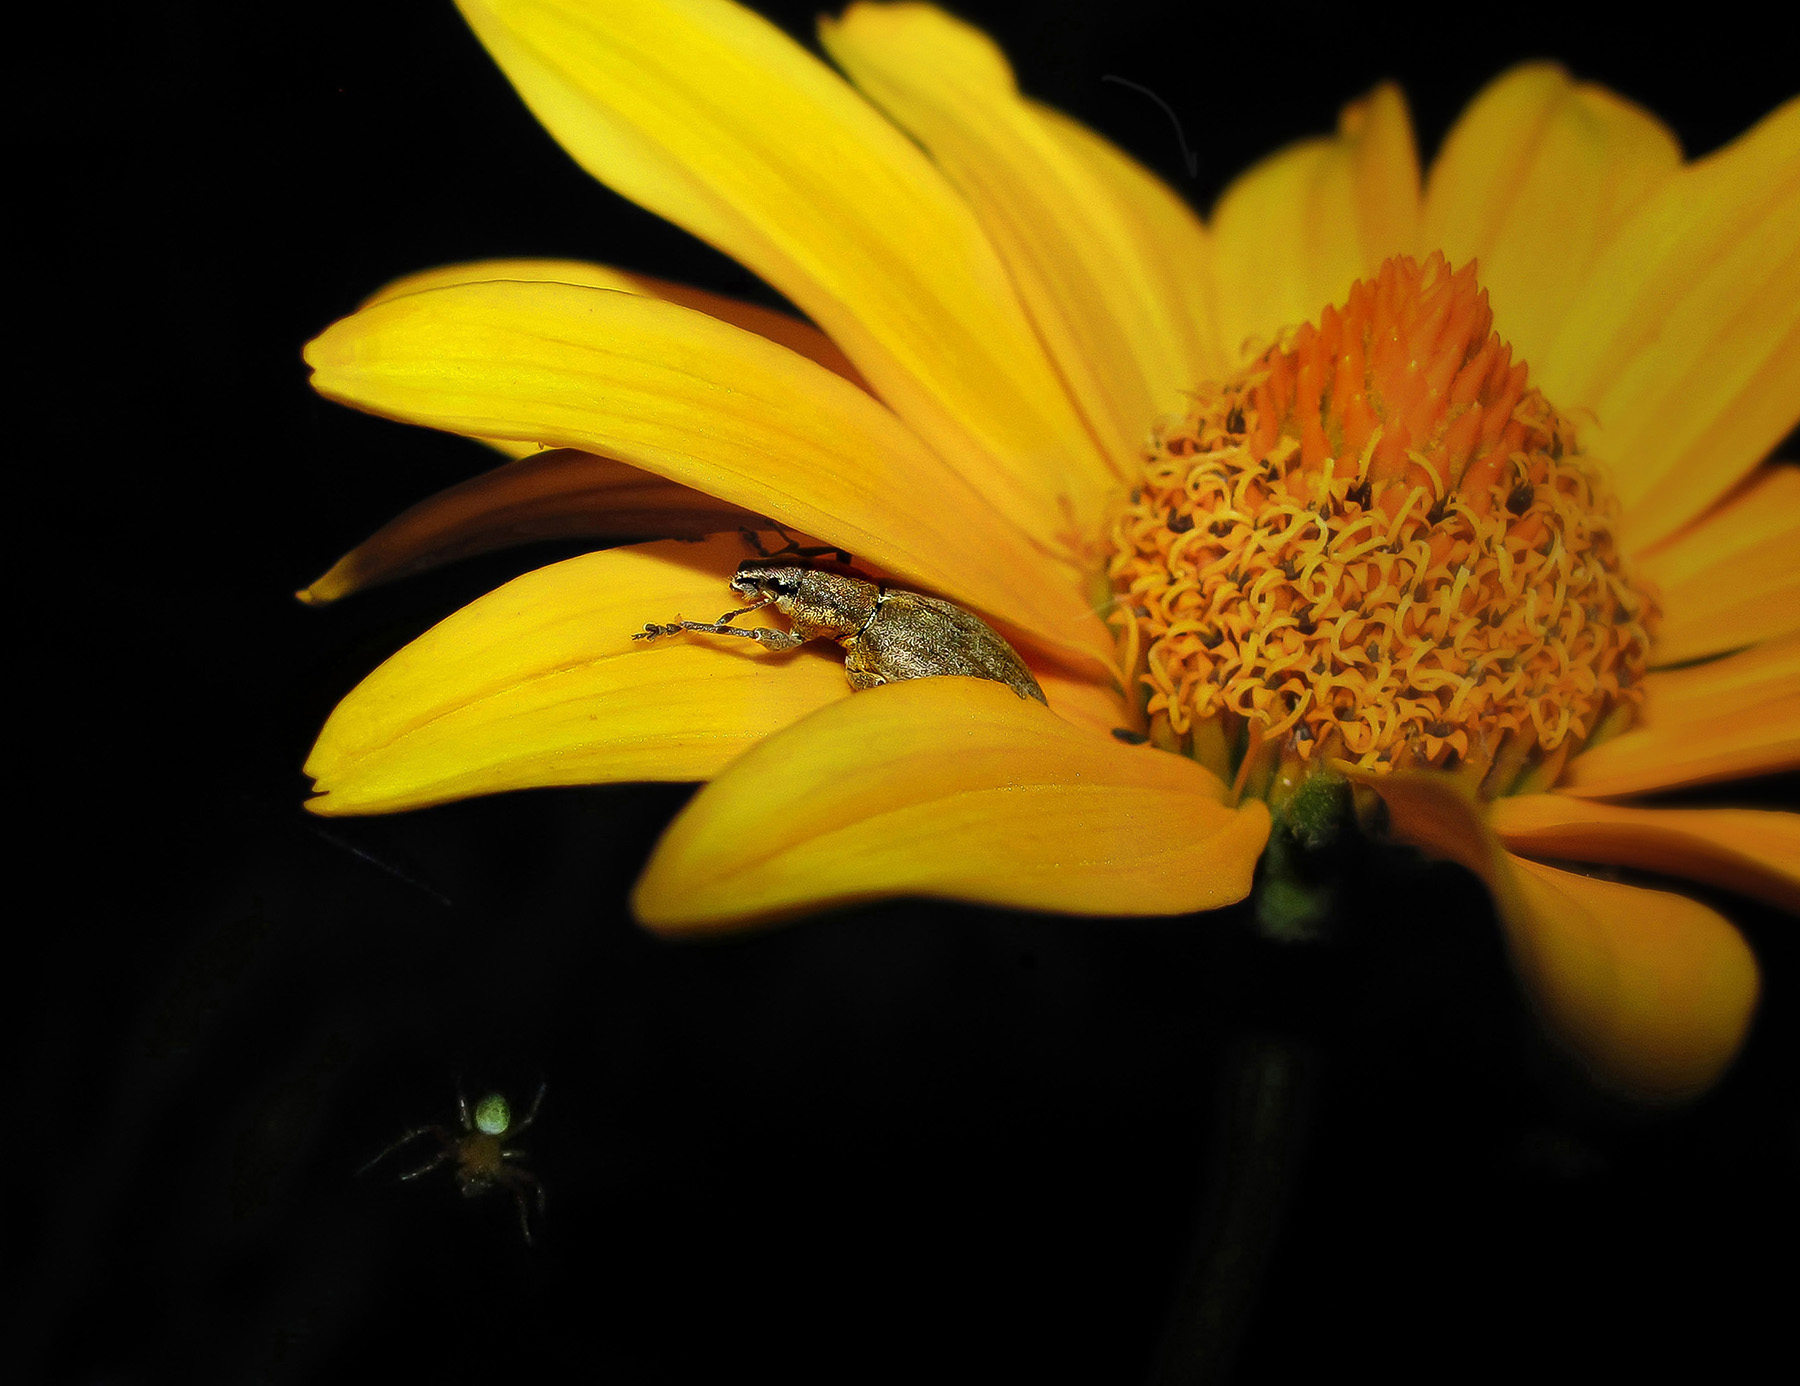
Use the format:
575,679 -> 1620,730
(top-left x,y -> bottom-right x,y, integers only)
22,2 -> 1798,1382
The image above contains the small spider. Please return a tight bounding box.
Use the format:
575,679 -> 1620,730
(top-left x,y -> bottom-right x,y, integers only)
359,1081 -> 548,1243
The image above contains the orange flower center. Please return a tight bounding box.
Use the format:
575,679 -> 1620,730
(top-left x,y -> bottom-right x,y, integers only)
1107,253 -> 1657,800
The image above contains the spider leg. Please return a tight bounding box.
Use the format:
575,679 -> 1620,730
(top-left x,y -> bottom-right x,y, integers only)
455,1083 -> 473,1131
357,1124 -> 447,1177
510,1079 -> 548,1136
510,1181 -> 539,1245
394,1147 -> 455,1182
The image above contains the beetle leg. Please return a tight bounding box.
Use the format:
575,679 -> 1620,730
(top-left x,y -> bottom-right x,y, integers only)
633,593 -> 811,652
740,524 -> 851,564
843,635 -> 891,691
640,614 -> 808,653
675,620 -> 807,652
634,603 -> 761,642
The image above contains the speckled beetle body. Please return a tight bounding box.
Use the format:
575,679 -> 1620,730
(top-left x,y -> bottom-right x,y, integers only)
635,559 -> 1047,704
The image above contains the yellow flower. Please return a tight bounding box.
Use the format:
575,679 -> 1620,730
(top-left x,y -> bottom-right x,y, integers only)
300,0 -> 1799,1101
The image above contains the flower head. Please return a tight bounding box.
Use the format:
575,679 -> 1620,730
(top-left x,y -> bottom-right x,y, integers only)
1111,251 -> 1656,793
301,0 -> 1799,1099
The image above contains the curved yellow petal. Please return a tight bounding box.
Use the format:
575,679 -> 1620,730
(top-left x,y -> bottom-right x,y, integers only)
1503,859 -> 1760,1101
472,437 -> 541,461
819,3 -> 1212,470
1638,465 -> 1800,664
453,0 -> 1108,533
1492,794 -> 1800,914
1421,65 -> 1681,367
1537,97 -> 1800,551
1211,84 -> 1420,361
1561,634 -> 1800,796
359,259 -> 866,463
633,676 -> 1271,933
304,279 -> 1115,675
305,537 -> 849,815
1035,665 -> 1131,741
358,257 -> 869,389
297,449 -> 756,606
1032,102 -> 1226,385
320,249 -> 966,600
1367,772 -> 1759,1100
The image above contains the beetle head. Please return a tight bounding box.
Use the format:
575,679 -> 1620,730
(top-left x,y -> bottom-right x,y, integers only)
730,560 -> 806,603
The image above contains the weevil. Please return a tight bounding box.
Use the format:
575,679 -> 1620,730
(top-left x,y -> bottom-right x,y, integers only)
633,544 -> 1046,704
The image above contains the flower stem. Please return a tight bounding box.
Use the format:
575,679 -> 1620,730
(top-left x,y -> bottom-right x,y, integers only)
1146,1034 -> 1313,1386
1255,772 -> 1352,943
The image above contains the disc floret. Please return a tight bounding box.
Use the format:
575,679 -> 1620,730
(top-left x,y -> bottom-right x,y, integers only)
1109,253 -> 1656,802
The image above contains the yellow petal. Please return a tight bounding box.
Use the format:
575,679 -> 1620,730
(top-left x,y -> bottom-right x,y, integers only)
1638,465 -> 1800,664
1421,65 -> 1681,367
1211,84 -> 1420,361
359,259 -> 866,464
453,0 -> 1108,533
819,3 -> 1212,470
1561,634 -> 1800,796
1032,102 -> 1227,385
305,536 -> 849,815
297,449 -> 756,606
1035,665 -> 1131,741
1367,772 -> 1759,1100
1536,97 -> 1800,551
1503,859 -> 1760,1100
633,676 -> 1270,933
358,257 -> 870,389
304,278 -> 1115,675
473,437 -> 540,461
1491,794 -> 1800,913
